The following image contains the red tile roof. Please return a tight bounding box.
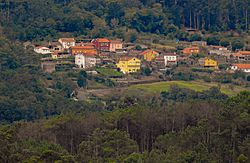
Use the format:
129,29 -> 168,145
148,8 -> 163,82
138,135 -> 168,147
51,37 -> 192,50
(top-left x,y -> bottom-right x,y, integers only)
35,46 -> 49,49
59,38 -> 75,42
233,64 -> 250,69
93,38 -> 110,43
139,49 -> 158,55
119,57 -> 134,61
237,51 -> 250,55
71,46 -> 95,49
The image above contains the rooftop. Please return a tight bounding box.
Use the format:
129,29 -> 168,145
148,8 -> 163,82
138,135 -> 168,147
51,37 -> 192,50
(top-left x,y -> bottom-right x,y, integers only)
233,64 -> 250,69
59,38 -> 75,42
139,49 -> 158,55
94,38 -> 110,43
237,51 -> 250,55
71,46 -> 95,49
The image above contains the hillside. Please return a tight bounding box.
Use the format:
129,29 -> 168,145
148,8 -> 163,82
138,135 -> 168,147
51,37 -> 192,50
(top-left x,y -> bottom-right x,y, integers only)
0,0 -> 249,42
0,1 -> 250,162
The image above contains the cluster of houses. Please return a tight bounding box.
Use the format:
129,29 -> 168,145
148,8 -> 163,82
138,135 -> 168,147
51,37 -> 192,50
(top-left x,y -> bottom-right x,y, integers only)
35,38 -> 250,74
182,43 -> 250,73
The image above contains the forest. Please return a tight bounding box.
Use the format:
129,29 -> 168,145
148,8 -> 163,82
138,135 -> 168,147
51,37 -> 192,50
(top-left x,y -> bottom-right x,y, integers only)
0,0 -> 250,41
0,0 -> 250,162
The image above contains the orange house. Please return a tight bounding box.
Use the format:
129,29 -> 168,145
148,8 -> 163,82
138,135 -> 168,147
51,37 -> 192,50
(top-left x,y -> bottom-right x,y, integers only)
139,49 -> 159,61
233,51 -> 250,61
183,47 -> 199,55
70,45 -> 97,55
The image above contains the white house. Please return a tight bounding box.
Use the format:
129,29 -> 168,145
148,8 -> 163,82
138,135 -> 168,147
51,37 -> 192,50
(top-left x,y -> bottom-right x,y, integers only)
163,53 -> 177,66
110,40 -> 123,52
58,38 -> 76,49
231,64 -> 250,73
75,54 -> 99,69
34,46 -> 52,54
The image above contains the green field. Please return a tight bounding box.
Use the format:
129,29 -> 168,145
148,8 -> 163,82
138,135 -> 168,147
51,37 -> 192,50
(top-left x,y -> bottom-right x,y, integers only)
96,67 -> 123,77
128,81 -> 249,96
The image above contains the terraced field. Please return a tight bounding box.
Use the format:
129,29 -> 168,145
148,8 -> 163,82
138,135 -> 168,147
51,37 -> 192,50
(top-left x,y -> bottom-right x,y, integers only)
128,81 -> 249,96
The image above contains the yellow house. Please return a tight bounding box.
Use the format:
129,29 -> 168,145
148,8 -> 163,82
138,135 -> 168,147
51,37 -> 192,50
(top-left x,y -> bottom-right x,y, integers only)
51,53 -> 58,59
139,50 -> 159,61
116,57 -> 141,74
204,58 -> 217,67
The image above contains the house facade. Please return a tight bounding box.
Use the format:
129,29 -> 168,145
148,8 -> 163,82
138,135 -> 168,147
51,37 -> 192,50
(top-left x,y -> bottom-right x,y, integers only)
75,54 -> 99,69
139,50 -> 159,61
233,51 -> 250,61
183,47 -> 199,55
70,45 -> 97,55
208,46 -> 231,56
199,58 -> 218,67
116,57 -> 141,74
91,38 -> 110,51
48,42 -> 63,52
204,58 -> 217,67
163,53 -> 177,66
58,38 -> 76,49
110,40 -> 123,52
231,64 -> 250,73
34,46 -> 52,54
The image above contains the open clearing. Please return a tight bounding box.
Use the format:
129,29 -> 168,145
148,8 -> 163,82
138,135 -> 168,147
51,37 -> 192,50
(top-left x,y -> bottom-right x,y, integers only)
77,80 -> 249,100
128,80 -> 249,96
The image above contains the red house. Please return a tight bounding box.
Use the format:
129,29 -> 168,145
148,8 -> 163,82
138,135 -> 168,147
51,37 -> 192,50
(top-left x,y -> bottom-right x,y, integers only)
91,38 -> 110,52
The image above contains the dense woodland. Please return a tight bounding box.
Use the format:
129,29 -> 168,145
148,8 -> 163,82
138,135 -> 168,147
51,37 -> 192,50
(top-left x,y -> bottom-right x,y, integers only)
0,0 -> 250,162
0,0 -> 250,41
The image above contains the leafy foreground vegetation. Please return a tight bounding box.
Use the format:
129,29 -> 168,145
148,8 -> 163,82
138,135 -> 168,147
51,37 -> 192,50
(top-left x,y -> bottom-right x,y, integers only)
0,91 -> 250,162
129,81 -> 249,96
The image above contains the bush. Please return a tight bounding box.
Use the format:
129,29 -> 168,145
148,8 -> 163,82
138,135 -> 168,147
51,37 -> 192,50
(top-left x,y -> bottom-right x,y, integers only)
247,75 -> 250,81
105,79 -> 115,87
232,39 -> 244,51
206,36 -> 220,45
135,45 -> 142,50
214,74 -> 232,83
218,64 -> 227,70
189,34 -> 202,41
77,76 -> 87,88
191,68 -> 213,73
220,39 -> 230,47
233,70 -> 246,79
173,72 -> 196,81
203,76 -> 211,82
141,67 -> 152,76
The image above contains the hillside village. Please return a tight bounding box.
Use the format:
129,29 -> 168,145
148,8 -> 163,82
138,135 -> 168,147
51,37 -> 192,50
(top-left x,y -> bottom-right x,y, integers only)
34,36 -> 250,77
1,1 -> 250,162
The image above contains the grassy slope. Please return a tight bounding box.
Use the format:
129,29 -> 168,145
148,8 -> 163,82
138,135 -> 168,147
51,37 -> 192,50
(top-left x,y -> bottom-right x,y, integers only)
96,67 -> 123,77
128,81 -> 249,96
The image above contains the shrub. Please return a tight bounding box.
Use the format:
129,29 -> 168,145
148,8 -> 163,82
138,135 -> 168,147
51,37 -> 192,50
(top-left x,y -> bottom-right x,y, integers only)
191,68 -> 213,73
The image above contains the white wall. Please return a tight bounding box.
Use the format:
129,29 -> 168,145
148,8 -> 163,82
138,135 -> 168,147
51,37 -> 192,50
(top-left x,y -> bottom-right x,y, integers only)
34,47 -> 51,54
75,54 -> 86,68
164,55 -> 177,66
